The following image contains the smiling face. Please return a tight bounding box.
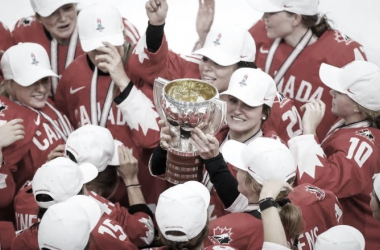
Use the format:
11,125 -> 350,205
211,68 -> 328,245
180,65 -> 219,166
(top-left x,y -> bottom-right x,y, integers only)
199,56 -> 238,93
38,4 -> 77,45
11,77 -> 51,109
226,95 -> 264,141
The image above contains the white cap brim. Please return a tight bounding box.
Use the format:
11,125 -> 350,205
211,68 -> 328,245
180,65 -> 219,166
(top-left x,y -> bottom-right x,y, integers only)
13,68 -> 58,87
319,63 -> 346,93
220,90 -> 264,107
80,33 -> 124,52
221,140 -> 248,171
67,195 -> 102,231
37,0 -> 80,17
247,0 -> 283,13
79,163 -> 99,183
194,47 -> 239,67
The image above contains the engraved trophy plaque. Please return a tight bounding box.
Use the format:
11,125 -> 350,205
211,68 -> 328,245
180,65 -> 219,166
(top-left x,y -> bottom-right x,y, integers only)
154,78 -> 226,184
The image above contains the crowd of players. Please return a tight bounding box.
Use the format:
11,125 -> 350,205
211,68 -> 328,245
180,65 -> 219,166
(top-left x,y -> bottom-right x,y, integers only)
0,0 -> 379,249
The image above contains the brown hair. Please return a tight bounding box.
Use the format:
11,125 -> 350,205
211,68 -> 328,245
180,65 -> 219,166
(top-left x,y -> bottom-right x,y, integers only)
286,12 -> 332,37
245,174 -> 303,248
262,104 -> 271,124
85,166 -> 119,199
355,102 -> 380,128
158,220 -> 209,250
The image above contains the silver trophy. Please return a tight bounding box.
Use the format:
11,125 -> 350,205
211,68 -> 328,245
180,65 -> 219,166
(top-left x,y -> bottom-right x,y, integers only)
154,77 -> 226,184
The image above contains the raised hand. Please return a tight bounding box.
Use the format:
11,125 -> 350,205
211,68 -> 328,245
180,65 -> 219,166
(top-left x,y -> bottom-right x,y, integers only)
145,0 -> 168,26
196,0 -> 215,47
259,179 -> 294,201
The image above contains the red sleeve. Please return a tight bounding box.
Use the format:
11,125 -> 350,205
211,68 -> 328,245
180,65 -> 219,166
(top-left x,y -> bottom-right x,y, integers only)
11,227 -> 39,250
54,69 -> 69,117
122,18 -> 140,45
127,35 -> 201,85
0,21 -> 14,52
116,85 -> 160,149
0,221 -> 16,250
289,133 -> 378,198
263,92 -> 303,144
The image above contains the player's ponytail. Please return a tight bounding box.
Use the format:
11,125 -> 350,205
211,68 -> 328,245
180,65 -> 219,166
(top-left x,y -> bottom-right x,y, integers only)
301,14 -> 331,37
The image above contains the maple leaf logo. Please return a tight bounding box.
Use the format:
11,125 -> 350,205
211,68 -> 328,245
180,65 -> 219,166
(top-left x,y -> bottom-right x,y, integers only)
0,101 -> 8,117
133,34 -> 149,64
212,227 -> 233,244
122,86 -> 160,135
356,128 -> 375,143
334,30 -> 354,45
291,136 -> 325,179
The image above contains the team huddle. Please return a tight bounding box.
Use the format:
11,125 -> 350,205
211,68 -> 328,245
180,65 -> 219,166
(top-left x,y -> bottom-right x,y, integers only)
0,0 -> 379,249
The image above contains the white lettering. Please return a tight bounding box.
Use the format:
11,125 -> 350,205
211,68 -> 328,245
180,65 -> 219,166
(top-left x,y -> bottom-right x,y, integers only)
32,130 -> 49,150
295,80 -> 312,102
283,76 -> 296,99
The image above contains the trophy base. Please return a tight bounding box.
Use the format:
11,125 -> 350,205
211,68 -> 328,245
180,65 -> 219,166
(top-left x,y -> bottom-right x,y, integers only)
165,150 -> 203,184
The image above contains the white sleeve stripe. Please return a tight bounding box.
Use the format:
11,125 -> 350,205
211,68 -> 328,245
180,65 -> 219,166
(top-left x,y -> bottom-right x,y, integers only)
124,29 -> 138,45
180,54 -> 201,64
123,19 -> 140,39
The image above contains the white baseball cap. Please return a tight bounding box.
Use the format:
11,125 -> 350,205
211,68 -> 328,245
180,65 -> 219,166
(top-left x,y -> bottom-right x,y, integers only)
222,137 -> 296,186
108,139 -> 123,166
32,157 -> 98,209
30,0 -> 79,17
220,68 -> 277,107
65,125 -> 116,172
319,61 -> 380,112
1,42 -> 58,87
193,25 -> 256,66
156,181 -> 210,242
38,195 -> 101,250
314,225 -> 365,250
373,174 -> 380,201
247,0 -> 319,15
78,3 -> 124,52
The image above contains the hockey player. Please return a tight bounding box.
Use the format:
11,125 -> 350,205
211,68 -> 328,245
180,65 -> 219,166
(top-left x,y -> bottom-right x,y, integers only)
289,60 -> 380,249
54,3 -> 165,210
12,0 -> 140,97
0,43 -> 73,222
12,157 -> 150,249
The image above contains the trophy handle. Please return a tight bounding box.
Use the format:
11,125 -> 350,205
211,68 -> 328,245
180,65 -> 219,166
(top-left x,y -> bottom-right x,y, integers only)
153,77 -> 169,120
204,98 -> 227,135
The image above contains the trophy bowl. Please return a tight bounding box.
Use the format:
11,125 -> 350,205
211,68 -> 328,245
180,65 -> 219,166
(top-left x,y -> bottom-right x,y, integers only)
161,79 -> 219,132
153,78 -> 226,184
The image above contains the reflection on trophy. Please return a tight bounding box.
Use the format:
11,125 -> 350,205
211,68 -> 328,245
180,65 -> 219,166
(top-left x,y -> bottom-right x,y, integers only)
154,78 -> 226,184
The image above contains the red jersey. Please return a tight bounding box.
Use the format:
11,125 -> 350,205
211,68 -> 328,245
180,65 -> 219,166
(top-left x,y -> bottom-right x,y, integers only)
0,21 -> 14,81
13,181 -> 39,231
206,210 -> 264,250
0,97 -> 73,218
54,53 -> 167,208
250,20 -> 367,139
11,216 -> 138,250
288,120 -> 380,249
288,183 -> 343,249
12,16 -> 140,96
89,191 -> 154,247
0,221 -> 16,250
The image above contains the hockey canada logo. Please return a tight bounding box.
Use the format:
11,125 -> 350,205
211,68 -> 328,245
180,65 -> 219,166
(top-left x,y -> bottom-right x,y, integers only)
334,30 -> 354,45
239,75 -> 248,87
96,18 -> 105,31
0,101 -> 8,117
212,227 -> 233,244
31,53 -> 39,66
305,185 -> 325,200
356,128 -> 375,143
213,33 -> 222,46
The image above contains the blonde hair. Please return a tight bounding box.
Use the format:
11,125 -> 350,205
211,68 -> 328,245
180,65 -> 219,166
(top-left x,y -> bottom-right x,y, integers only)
0,79 -> 14,97
245,173 -> 303,249
355,102 -> 380,128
